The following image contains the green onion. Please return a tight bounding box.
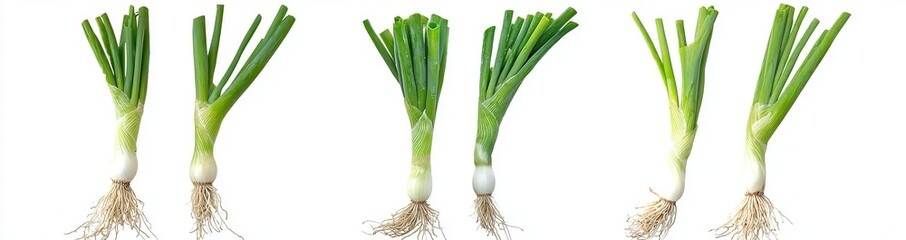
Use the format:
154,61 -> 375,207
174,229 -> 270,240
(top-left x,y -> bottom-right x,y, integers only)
472,7 -> 578,239
626,7 -> 717,240
189,5 -> 294,239
70,6 -> 154,240
713,4 -> 850,239
363,13 -> 449,239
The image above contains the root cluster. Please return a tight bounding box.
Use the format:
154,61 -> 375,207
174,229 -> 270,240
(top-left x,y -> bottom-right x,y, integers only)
68,181 -> 154,240
474,195 -> 519,240
369,201 -> 444,240
191,182 -> 242,240
626,194 -> 677,240
712,191 -> 788,240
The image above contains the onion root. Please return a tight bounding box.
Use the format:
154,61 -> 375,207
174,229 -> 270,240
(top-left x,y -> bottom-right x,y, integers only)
68,181 -> 154,240
191,182 -> 242,240
474,195 -> 519,240
626,190 -> 677,240
369,201 -> 444,239
712,191 -> 789,240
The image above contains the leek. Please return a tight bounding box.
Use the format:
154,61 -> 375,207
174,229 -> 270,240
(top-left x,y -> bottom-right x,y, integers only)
626,7 -> 717,240
70,6 -> 153,240
713,4 -> 850,239
363,13 -> 449,239
472,8 -> 578,239
189,5 -> 294,239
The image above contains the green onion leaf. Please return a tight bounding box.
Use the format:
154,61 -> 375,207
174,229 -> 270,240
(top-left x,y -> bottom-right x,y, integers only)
362,13 -> 449,126
748,4 -> 850,140
82,5 -> 151,105
632,7 -> 717,132
209,14 -> 261,103
474,8 -> 579,165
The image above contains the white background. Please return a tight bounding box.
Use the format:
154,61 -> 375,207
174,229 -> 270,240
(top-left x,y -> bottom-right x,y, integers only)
1,0 -> 903,239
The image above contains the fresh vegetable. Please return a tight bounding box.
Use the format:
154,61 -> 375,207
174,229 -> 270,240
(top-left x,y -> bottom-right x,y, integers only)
189,5 -> 294,239
473,7 -> 578,239
626,7 -> 717,240
70,6 -> 153,240
713,4 -> 849,239
362,13 -> 449,239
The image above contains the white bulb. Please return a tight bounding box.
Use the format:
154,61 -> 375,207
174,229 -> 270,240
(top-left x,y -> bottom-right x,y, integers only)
741,156 -> 766,193
407,172 -> 432,202
109,150 -> 138,182
649,159 -> 685,201
190,157 -> 217,183
472,166 -> 496,195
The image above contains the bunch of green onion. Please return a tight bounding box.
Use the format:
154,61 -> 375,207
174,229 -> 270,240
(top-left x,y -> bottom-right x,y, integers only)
363,13 -> 449,239
626,7 -> 717,240
473,7 -> 578,239
189,5 -> 294,239
713,4 -> 849,239
71,6 -> 154,239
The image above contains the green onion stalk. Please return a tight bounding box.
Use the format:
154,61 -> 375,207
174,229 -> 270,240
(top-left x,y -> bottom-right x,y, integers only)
363,13 -> 449,239
473,8 -> 578,239
189,5 -> 294,239
70,6 -> 153,240
626,7 -> 717,240
713,4 -> 849,239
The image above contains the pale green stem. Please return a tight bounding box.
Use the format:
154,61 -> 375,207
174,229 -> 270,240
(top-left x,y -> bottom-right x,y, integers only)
744,104 -> 772,192
193,101 -> 227,164
745,134 -> 768,167
474,103 -> 500,167
111,86 -> 143,153
747,103 -> 776,158
410,111 -> 435,177
668,102 -> 695,172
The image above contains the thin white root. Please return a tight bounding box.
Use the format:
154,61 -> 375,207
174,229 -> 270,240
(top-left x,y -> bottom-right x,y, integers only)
368,201 -> 445,240
712,192 -> 789,240
474,195 -> 520,240
191,182 -> 242,240
68,181 -> 155,240
626,192 -> 677,240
